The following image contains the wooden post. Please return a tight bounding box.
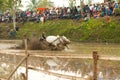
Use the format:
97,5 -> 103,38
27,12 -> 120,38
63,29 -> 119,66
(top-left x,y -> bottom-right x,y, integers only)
93,51 -> 99,80
24,36 -> 28,80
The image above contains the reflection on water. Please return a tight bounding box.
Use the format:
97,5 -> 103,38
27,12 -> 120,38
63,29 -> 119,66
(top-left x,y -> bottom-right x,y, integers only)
1,40 -> 120,55
0,40 -> 21,50
0,43 -> 17,49
19,67 -> 70,80
67,42 -> 120,55
0,63 -> 120,80
0,40 -> 120,80
0,63 -> 79,80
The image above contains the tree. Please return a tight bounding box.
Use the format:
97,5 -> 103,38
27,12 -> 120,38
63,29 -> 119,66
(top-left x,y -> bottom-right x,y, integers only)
80,0 -> 84,12
88,0 -> 92,5
0,0 -> 9,12
117,0 -> 120,3
68,0 -> 76,8
26,0 -> 54,10
0,1 -> 4,12
2,0 -> 22,30
0,0 -> 3,8
26,0 -> 42,10
38,0 -> 54,8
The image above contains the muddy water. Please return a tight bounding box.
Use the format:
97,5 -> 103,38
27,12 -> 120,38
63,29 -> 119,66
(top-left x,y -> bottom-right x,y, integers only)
0,40 -> 120,80
0,40 -> 21,49
1,40 -> 120,55
69,42 -> 120,55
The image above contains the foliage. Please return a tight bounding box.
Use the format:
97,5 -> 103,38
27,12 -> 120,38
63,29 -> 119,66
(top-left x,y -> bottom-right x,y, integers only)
65,18 -> 120,43
38,0 -> 54,8
117,0 -> 120,3
26,0 -> 54,10
0,0 -> 4,11
1,0 -> 22,30
26,0 -> 42,10
2,0 -> 21,10
88,0 -> 92,5
68,0 -> 76,8
1,17 -> 120,43
116,9 -> 120,14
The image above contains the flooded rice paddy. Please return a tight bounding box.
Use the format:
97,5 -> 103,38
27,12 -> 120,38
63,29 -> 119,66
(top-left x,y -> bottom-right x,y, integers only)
0,40 -> 120,80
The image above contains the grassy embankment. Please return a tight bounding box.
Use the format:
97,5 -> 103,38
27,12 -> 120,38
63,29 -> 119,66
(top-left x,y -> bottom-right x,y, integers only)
0,16 -> 120,43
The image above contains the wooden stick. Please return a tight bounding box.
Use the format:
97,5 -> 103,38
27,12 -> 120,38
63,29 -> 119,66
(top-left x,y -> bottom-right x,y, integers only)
25,38 -> 28,80
93,51 -> 99,80
1,50 -> 120,61
7,55 -> 29,80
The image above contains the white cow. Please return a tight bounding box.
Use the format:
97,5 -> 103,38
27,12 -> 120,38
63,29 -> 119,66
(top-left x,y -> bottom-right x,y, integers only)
46,35 -> 70,49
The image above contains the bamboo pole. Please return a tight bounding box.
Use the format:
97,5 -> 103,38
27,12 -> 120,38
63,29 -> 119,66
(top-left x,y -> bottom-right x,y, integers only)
24,37 -> 28,80
93,51 -> 99,80
1,50 -> 120,61
7,55 -> 28,80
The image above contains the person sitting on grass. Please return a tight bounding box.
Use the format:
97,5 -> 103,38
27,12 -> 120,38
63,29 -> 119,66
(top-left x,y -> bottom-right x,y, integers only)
9,29 -> 16,38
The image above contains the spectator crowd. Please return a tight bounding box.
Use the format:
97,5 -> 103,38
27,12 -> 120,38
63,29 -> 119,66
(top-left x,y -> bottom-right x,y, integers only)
0,0 -> 119,23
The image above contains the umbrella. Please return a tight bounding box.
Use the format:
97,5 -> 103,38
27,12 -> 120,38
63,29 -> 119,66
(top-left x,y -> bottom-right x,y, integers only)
37,8 -> 46,11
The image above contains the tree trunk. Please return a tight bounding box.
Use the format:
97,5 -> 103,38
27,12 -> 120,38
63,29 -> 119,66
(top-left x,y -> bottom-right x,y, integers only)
80,0 -> 84,12
13,5 -> 16,31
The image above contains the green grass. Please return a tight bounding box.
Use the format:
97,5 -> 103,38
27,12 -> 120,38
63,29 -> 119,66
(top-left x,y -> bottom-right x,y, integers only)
1,17 -> 120,43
